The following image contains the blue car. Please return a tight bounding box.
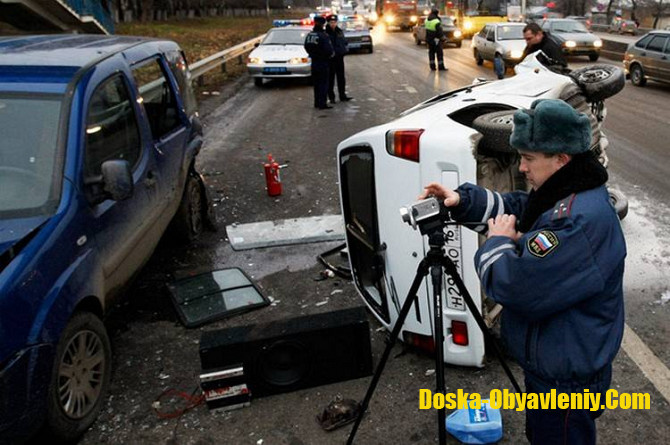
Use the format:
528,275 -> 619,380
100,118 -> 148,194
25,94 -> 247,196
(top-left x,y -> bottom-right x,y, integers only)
0,35 -> 213,442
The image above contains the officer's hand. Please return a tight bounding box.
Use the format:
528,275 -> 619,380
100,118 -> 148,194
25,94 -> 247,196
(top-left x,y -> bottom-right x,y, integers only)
419,183 -> 460,207
487,214 -> 520,241
434,38 -> 440,45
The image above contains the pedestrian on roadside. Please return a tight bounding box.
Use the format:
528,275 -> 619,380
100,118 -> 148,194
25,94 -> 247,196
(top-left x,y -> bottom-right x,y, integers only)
325,14 -> 353,104
421,99 -> 626,445
304,15 -> 335,110
425,8 -> 447,71
521,22 -> 567,69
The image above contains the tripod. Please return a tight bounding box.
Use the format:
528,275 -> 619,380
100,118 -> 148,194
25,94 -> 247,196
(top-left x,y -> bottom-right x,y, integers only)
347,225 -> 521,445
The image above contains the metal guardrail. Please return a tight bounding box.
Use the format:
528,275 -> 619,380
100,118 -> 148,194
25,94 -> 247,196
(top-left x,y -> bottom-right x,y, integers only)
190,34 -> 266,81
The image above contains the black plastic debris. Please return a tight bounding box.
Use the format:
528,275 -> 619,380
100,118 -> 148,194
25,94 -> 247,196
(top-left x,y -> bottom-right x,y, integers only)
167,268 -> 269,328
316,396 -> 362,432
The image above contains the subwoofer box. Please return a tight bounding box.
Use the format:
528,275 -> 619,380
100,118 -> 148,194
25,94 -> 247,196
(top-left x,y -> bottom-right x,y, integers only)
199,306 -> 373,398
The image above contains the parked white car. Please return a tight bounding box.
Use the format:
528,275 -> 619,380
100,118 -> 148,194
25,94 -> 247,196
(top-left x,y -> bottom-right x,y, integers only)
247,26 -> 312,87
337,54 -> 625,367
472,22 -> 527,78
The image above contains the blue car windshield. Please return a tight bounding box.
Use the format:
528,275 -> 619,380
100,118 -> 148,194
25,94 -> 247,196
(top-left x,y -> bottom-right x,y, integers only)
0,95 -> 62,217
263,28 -> 310,45
498,26 -> 524,40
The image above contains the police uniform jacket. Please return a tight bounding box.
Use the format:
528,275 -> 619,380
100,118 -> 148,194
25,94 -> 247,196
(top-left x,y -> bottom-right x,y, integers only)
450,155 -> 625,390
425,13 -> 444,41
304,26 -> 335,63
326,25 -> 348,56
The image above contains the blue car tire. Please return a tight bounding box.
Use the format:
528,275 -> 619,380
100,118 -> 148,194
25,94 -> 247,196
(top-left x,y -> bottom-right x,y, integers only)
46,311 -> 111,441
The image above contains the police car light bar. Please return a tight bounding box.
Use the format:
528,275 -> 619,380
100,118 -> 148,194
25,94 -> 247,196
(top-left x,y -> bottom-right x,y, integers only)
272,19 -> 305,27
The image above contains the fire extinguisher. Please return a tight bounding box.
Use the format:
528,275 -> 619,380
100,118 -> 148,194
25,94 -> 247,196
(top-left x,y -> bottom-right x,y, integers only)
264,154 -> 282,197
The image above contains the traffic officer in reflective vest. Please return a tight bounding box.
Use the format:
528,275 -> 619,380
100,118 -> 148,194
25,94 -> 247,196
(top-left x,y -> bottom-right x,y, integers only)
304,15 -> 335,109
425,8 -> 447,71
421,99 -> 626,445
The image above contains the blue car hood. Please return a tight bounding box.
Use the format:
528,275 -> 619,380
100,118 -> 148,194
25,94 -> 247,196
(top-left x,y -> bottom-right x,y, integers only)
0,215 -> 49,256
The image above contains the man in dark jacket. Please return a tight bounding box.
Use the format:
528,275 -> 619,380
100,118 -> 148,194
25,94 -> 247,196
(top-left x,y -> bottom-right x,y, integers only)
304,15 -> 335,109
421,99 -> 626,445
325,14 -> 353,103
425,8 -> 447,71
522,22 -> 567,68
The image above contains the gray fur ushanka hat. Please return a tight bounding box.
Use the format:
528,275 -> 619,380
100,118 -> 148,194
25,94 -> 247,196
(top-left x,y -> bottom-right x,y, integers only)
510,99 -> 591,154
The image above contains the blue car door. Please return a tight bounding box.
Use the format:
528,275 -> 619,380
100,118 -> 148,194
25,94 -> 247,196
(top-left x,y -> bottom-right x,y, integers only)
82,66 -> 160,294
130,56 -> 190,228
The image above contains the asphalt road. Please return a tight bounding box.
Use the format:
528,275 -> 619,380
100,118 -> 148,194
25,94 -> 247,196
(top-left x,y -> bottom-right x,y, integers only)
73,28 -> 670,445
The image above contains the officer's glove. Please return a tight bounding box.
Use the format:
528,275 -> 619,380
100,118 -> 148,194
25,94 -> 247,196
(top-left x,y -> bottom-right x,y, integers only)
433,38 -> 440,45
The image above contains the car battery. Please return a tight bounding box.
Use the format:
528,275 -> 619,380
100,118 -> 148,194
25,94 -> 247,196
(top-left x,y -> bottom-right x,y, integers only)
199,364 -> 251,412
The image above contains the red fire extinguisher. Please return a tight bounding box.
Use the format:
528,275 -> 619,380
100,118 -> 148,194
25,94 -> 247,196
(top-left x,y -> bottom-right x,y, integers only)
264,154 -> 282,197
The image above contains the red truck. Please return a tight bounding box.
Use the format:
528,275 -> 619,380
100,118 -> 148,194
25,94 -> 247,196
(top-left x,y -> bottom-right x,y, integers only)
377,0 -> 419,31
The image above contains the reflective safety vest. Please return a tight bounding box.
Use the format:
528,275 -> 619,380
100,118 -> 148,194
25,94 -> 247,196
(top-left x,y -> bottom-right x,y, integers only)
425,18 -> 440,31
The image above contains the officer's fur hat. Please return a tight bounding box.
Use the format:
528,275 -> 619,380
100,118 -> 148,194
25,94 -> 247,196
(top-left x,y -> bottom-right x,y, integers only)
326,14 -> 338,21
314,15 -> 326,25
510,99 -> 591,155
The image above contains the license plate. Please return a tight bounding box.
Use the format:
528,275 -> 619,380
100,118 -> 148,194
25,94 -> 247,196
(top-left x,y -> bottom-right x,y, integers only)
263,67 -> 288,74
349,43 -> 361,48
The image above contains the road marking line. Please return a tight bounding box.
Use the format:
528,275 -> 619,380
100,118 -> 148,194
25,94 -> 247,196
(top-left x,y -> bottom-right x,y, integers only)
622,323 -> 670,403
391,69 -> 399,74
382,58 -> 389,62
405,86 -> 417,93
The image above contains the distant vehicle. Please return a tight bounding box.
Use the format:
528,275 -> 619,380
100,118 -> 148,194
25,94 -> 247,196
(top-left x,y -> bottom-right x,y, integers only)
341,17 -> 374,53
540,18 -> 602,61
413,16 -> 463,48
416,0 -> 433,16
377,0 -> 419,31
566,15 -> 592,30
608,19 -> 638,35
460,10 -> 508,38
472,22 -> 527,78
247,26 -> 312,87
507,5 -> 522,22
0,34 -> 211,443
623,30 -> 670,87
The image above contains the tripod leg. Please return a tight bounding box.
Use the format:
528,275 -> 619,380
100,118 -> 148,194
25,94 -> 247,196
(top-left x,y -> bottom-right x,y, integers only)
430,265 -> 447,445
440,257 -> 522,393
346,259 -> 431,445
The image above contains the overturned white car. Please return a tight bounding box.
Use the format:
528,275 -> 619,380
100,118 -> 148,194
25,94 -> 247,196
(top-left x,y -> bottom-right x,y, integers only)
337,55 -> 625,367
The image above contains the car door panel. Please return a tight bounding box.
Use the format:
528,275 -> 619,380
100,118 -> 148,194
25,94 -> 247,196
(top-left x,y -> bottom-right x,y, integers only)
83,68 -> 159,295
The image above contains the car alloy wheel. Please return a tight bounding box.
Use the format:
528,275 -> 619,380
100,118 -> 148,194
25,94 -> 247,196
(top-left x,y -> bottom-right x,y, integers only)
58,330 -> 106,419
630,65 -> 646,87
47,312 -> 111,441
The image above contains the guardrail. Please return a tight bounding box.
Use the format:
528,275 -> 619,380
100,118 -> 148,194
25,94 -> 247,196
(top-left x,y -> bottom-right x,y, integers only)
190,34 -> 266,83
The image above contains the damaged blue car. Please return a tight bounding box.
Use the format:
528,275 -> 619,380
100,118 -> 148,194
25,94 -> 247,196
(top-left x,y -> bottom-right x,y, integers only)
0,34 -> 213,443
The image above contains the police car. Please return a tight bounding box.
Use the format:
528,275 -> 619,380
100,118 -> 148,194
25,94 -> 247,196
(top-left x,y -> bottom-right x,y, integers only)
337,55 -> 625,367
247,22 -> 312,87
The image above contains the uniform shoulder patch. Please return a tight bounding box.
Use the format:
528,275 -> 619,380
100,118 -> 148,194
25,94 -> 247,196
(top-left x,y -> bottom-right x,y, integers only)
551,194 -> 576,220
527,230 -> 559,258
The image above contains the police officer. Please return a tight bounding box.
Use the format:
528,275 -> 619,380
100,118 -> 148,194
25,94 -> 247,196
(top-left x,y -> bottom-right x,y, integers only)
425,7 -> 447,71
521,22 -> 567,69
304,15 -> 335,109
325,14 -> 353,104
421,99 -> 626,445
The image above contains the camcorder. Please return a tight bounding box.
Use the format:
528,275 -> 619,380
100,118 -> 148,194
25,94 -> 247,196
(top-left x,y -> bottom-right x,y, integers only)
399,197 -> 451,235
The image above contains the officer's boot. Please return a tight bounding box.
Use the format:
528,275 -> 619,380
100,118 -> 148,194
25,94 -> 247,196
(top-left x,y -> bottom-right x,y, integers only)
438,62 -> 448,71
429,62 -> 436,71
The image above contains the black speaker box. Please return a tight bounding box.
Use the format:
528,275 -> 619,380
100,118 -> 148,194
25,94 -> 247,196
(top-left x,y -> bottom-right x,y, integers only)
199,306 -> 373,398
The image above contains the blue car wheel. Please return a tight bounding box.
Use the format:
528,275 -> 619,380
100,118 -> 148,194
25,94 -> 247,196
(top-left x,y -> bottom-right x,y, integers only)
46,312 -> 111,441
